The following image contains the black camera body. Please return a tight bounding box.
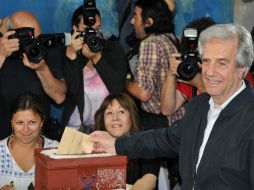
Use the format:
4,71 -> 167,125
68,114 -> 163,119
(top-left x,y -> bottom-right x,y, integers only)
38,33 -> 69,48
77,27 -> 103,53
77,0 -> 103,52
8,27 -> 45,63
84,0 -> 97,26
177,28 -> 201,81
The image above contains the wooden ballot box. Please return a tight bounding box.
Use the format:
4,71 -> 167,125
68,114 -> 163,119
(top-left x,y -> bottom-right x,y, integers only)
34,149 -> 127,190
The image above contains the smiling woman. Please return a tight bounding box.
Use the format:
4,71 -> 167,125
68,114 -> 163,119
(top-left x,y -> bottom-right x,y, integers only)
93,93 -> 159,190
94,93 -> 140,137
0,92 -> 59,190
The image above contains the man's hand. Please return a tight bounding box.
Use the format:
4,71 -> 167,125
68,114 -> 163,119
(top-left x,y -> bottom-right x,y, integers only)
0,184 -> 15,190
168,53 -> 181,77
66,30 -> 84,60
0,30 -> 19,68
22,53 -> 47,71
89,131 -> 117,154
170,54 -> 205,92
0,30 -> 19,57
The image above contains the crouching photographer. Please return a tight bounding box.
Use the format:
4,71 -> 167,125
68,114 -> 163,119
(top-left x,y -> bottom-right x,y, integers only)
62,0 -> 128,132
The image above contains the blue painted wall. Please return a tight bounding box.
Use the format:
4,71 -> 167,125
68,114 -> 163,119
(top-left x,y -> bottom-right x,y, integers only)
0,0 -> 118,37
174,0 -> 234,36
0,0 -> 234,37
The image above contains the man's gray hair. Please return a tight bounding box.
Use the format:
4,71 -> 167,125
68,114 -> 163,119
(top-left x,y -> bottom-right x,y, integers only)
198,24 -> 254,77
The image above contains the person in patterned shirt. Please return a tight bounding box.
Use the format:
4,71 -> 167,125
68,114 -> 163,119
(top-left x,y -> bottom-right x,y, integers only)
125,1 -> 181,188
126,0 -> 182,130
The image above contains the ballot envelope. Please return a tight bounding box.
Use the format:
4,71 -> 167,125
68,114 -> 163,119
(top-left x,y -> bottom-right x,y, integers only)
34,148 -> 127,190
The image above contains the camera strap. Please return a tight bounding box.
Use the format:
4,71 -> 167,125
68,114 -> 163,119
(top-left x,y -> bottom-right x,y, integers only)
165,33 -> 181,53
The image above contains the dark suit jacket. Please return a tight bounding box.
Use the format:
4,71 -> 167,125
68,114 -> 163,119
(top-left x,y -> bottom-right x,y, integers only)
116,85 -> 254,190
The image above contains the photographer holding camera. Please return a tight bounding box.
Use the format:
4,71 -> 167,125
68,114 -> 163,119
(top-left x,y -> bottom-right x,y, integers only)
160,17 -> 215,116
62,2 -> 128,132
0,11 -> 66,139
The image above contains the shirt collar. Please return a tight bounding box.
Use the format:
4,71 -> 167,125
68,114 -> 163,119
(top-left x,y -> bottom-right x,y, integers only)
209,80 -> 246,111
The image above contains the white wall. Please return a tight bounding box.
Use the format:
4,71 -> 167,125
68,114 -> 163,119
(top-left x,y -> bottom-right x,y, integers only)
234,0 -> 254,32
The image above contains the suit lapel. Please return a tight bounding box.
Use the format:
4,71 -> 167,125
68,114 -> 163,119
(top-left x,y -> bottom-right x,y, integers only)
192,104 -> 209,173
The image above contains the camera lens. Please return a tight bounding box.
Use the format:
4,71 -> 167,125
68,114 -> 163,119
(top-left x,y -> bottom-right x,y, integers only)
24,43 -> 45,63
177,56 -> 200,81
182,63 -> 195,74
86,35 -> 103,53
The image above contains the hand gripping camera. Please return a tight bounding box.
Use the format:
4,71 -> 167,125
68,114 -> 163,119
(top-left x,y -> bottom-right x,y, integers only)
76,0 -> 103,53
8,27 -> 45,63
177,28 -> 201,81
8,28 -> 71,62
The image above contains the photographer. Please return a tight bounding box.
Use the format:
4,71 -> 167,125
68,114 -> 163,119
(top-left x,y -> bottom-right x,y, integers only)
62,3 -> 128,132
160,17 -> 215,115
126,0 -> 179,129
0,11 -> 66,140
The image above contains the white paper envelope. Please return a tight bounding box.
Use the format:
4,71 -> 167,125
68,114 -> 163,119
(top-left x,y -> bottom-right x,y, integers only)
57,127 -> 94,154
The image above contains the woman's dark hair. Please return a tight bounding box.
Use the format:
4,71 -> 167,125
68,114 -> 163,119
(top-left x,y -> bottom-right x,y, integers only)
71,5 -> 101,28
9,92 -> 46,122
135,0 -> 175,34
94,93 -> 141,135
181,17 -> 216,53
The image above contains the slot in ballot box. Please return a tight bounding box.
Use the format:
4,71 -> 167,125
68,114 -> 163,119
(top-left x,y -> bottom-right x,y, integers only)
35,148 -> 127,190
